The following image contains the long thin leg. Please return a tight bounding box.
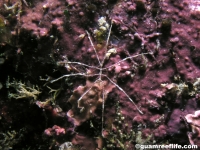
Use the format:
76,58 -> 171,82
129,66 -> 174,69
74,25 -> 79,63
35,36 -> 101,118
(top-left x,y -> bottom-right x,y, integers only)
50,73 -> 87,83
77,85 -> 94,112
77,79 -> 103,113
106,22 -> 112,48
101,86 -> 106,136
104,75 -> 143,114
101,22 -> 113,67
66,62 -> 101,70
86,30 -> 101,66
103,52 -> 150,70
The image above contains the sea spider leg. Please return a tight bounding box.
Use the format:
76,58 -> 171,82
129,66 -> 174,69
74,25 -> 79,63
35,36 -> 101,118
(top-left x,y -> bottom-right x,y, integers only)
101,22 -> 113,67
106,22 -> 112,49
76,78 -> 107,112
103,75 -> 143,114
66,61 -> 101,70
86,30 -> 101,67
50,73 -> 87,83
103,53 -> 150,70
101,86 -> 106,136
77,84 -> 95,113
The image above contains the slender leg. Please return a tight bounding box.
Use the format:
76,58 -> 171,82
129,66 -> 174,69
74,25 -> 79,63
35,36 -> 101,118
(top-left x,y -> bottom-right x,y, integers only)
104,75 -> 143,114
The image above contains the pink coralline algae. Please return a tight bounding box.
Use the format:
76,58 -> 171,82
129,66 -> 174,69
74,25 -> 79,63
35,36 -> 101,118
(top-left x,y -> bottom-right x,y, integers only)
1,0 -> 200,149
44,125 -> 66,136
66,79 -> 114,126
185,110 -> 200,146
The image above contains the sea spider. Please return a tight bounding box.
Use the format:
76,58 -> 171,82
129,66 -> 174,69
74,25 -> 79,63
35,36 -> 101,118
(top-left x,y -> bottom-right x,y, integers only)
50,17 -> 149,133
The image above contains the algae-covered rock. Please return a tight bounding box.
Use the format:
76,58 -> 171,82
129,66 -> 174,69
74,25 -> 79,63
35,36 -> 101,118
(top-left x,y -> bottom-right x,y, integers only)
0,15 -> 11,44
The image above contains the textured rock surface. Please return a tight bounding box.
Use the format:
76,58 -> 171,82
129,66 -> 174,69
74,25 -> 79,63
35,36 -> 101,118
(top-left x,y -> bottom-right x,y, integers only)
0,0 -> 200,149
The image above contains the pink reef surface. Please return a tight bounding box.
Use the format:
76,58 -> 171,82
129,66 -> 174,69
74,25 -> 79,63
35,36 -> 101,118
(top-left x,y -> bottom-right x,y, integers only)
1,0 -> 200,149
